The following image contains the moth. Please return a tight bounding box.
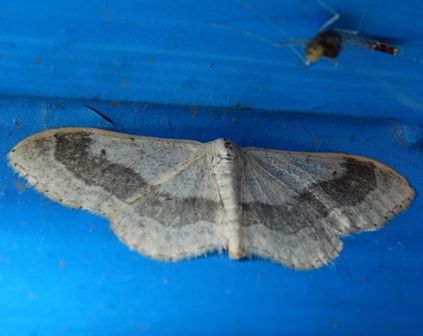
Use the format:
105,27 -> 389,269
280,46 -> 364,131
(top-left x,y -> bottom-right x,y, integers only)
9,128 -> 414,269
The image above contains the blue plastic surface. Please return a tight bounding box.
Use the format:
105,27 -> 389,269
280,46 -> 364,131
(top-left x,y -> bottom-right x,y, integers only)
0,0 -> 422,335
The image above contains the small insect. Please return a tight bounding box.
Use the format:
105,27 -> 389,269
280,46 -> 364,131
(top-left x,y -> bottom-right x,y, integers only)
302,1 -> 399,65
211,0 -> 400,65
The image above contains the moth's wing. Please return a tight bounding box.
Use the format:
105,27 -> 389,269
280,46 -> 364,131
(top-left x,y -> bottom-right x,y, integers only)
9,128 -> 197,216
240,148 -> 415,270
8,128 -> 226,260
110,144 -> 227,261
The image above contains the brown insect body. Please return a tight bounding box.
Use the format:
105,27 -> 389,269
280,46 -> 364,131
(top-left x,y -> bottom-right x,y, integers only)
306,29 -> 343,62
306,28 -> 399,64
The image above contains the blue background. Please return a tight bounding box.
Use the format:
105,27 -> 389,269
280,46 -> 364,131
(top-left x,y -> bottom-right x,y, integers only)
1,0 -> 422,335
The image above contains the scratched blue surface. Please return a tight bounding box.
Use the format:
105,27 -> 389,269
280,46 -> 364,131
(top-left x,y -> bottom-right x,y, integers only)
0,0 -> 422,335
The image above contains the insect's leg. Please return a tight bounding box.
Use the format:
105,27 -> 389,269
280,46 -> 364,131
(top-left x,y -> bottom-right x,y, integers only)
355,6 -> 370,33
317,0 -> 340,32
329,58 -> 339,66
334,6 -> 370,36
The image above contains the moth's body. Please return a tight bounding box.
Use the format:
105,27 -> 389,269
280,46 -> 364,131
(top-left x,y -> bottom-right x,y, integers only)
210,139 -> 245,259
8,128 -> 415,270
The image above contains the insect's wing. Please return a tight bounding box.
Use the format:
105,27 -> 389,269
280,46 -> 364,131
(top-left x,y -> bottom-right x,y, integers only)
9,128 -> 195,216
240,148 -> 414,269
110,144 -> 227,261
8,128 -> 226,260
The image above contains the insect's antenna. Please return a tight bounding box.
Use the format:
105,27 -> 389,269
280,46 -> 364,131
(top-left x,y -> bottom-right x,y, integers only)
233,0 -> 308,64
316,0 -> 340,32
207,21 -> 308,64
234,0 -> 291,41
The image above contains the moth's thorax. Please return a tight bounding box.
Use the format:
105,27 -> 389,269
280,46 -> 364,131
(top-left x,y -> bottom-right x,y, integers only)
210,138 -> 243,184
213,138 -> 239,164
